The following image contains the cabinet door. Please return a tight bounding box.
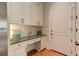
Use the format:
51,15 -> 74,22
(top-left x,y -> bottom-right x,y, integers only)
24,3 -> 32,25
38,3 -> 43,26
8,46 -> 26,56
31,3 -> 43,26
11,46 -> 26,56
40,36 -> 47,50
31,3 -> 39,25
8,42 -> 27,56
43,3 -> 49,26
8,3 -> 24,24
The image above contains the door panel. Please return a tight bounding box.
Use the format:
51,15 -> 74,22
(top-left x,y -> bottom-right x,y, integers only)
32,3 -> 38,25
24,3 -> 32,25
49,3 -> 72,55
76,3 -> 79,42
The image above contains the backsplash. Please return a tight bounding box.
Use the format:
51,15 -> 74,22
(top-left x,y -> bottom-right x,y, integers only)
10,24 -> 41,38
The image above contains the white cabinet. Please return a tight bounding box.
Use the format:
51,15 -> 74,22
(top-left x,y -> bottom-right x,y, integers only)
40,36 -> 47,50
8,42 -> 27,56
31,3 -> 38,25
10,46 -> 26,56
8,38 -> 41,56
43,3 -> 49,26
24,3 -> 32,25
31,2 -> 43,26
8,2 -> 43,26
38,3 -> 43,26
7,2 -> 24,24
27,38 -> 40,45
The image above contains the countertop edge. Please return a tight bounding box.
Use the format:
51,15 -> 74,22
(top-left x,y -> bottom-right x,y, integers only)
10,35 -> 47,45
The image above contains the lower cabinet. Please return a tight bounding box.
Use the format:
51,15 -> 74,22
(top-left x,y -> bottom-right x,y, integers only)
10,47 -> 26,56
8,36 -> 47,56
40,36 -> 47,50
8,42 -> 27,56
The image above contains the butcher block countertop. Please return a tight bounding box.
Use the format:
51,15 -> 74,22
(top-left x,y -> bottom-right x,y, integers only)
10,35 -> 47,45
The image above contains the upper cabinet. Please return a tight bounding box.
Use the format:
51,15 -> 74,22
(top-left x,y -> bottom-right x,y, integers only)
24,3 -> 32,25
31,3 -> 38,25
7,3 -> 24,24
38,3 -> 43,26
7,2 -> 43,26
43,3 -> 49,26
31,3 -> 43,26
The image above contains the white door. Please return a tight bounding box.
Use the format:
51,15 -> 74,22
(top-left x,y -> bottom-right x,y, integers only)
76,2 -> 79,56
49,3 -> 73,55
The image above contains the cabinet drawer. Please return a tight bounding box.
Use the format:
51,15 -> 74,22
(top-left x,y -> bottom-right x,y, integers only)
27,38 -> 40,45
9,43 -> 22,50
9,41 -> 27,50
9,45 -> 26,56
8,41 -> 27,56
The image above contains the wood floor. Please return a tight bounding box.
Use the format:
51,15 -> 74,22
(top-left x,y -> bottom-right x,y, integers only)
32,49 -> 64,56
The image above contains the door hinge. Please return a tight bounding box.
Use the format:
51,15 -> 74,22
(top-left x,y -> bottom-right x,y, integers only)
76,16 -> 78,19
76,53 -> 77,56
71,28 -> 73,31
76,28 -> 78,32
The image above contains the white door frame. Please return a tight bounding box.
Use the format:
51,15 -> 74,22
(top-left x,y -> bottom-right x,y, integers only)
70,2 -> 76,56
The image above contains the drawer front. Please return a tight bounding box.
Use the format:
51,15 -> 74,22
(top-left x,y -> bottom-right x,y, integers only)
9,41 -> 27,50
8,41 -> 27,56
27,38 -> 40,45
9,46 -> 26,56
9,43 -> 22,50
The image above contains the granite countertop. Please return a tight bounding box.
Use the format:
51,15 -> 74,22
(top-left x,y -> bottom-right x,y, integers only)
10,35 -> 47,45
